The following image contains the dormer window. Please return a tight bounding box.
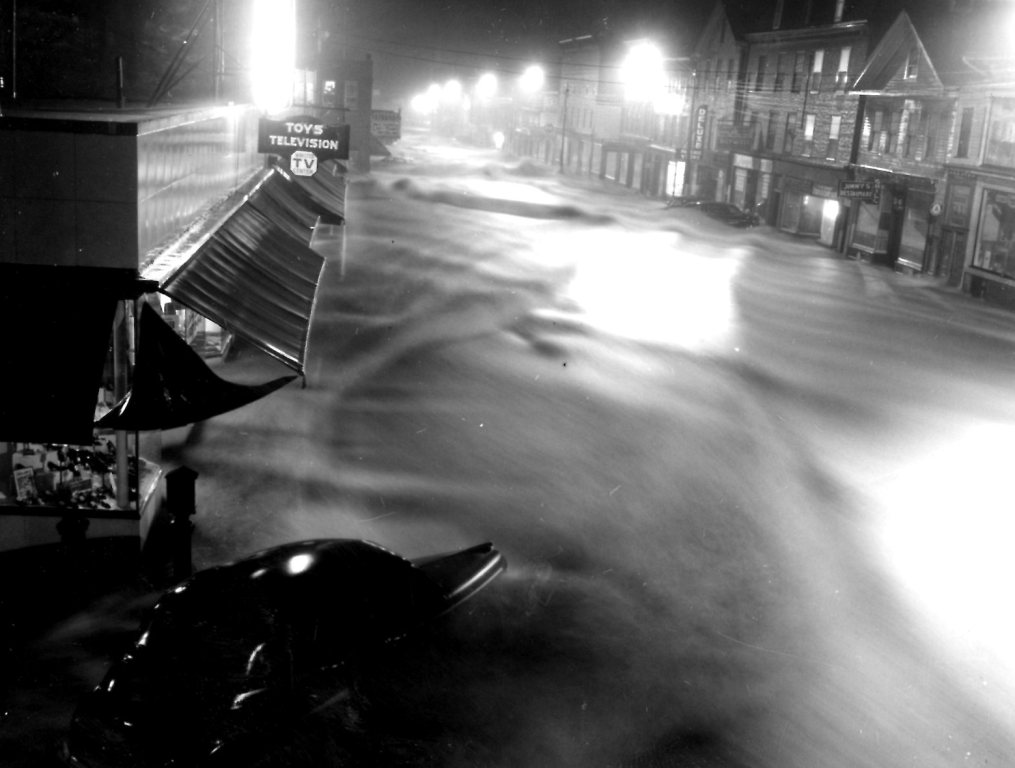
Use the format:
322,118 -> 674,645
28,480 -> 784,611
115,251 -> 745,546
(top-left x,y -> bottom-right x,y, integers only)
904,48 -> 919,80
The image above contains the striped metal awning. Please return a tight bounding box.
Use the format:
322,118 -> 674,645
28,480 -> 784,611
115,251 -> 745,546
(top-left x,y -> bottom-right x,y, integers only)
160,204 -> 326,374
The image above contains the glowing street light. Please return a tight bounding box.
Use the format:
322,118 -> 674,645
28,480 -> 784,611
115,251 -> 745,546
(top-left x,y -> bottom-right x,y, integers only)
621,40 -> 666,104
250,0 -> 296,114
442,78 -> 463,104
519,65 -> 545,94
475,72 -> 498,101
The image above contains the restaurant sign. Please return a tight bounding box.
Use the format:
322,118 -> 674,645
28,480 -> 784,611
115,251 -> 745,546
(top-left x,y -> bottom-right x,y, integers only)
257,117 -> 350,162
838,180 -> 880,204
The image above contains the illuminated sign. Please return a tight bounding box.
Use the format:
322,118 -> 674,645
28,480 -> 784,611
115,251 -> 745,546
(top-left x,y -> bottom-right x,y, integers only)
691,105 -> 708,160
257,117 -> 350,161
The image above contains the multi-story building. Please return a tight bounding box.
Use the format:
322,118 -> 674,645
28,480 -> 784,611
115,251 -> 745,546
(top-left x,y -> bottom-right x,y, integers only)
847,8 -> 955,270
684,3 -> 749,202
739,3 -> 871,246
934,6 -> 1015,305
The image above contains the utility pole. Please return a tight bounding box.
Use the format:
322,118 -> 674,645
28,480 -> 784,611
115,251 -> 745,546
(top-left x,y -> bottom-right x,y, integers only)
558,84 -> 570,172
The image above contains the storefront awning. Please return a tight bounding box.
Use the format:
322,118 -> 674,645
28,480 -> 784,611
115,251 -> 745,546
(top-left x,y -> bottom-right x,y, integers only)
0,265 -> 150,445
276,160 -> 346,225
96,304 -> 296,432
160,204 -> 326,374
247,171 -> 321,246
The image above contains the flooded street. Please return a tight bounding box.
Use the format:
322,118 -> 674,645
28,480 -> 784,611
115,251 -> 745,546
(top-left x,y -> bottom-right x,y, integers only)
12,131 -> 1015,767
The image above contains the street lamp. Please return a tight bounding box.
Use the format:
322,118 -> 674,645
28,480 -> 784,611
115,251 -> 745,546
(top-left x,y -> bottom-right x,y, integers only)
621,41 -> 665,104
250,0 -> 295,114
519,65 -> 545,94
475,72 -> 498,101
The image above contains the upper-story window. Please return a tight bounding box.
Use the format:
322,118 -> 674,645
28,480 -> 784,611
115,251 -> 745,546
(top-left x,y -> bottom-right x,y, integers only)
836,47 -> 851,91
791,52 -> 807,92
784,113 -> 797,153
766,110 -> 778,151
755,56 -> 767,92
826,114 -> 842,160
956,107 -> 975,158
802,113 -> 816,156
985,99 -> 1015,167
775,54 -> 789,92
811,50 -> 824,92
834,0 -> 845,23
904,48 -> 920,80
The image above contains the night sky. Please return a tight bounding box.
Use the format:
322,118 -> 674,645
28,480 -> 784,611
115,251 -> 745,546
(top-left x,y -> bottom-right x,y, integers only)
324,0 -> 714,107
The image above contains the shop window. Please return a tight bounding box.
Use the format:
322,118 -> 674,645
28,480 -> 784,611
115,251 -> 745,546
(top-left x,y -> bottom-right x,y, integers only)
727,58 -> 736,92
973,189 -> 1015,278
956,107 -> 974,158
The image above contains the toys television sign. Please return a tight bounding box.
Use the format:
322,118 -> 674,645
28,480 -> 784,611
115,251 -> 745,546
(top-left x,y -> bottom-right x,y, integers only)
257,117 -> 350,163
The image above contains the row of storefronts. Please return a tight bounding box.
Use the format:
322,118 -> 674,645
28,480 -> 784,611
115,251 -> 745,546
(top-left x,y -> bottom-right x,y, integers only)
1,104 -> 347,551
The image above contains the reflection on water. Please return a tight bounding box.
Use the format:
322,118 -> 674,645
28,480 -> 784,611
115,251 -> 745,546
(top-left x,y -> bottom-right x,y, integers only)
560,230 -> 743,351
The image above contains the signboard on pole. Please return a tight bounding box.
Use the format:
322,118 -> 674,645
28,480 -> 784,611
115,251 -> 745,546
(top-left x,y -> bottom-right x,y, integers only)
257,116 -> 350,173
691,105 -> 708,160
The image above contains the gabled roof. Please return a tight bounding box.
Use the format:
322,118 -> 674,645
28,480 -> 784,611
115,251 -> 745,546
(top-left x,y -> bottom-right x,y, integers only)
854,1 -> 1015,91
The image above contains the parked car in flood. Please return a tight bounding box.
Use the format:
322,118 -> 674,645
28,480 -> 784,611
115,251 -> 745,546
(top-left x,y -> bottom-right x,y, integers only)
692,201 -> 760,228
61,539 -> 506,768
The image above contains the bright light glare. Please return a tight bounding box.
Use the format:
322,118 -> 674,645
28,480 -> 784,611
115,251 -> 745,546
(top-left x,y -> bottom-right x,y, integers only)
476,72 -> 498,101
442,79 -> 463,104
822,198 -> 841,225
559,231 -> 741,351
622,41 -> 666,104
250,0 -> 295,114
873,422 -> 1015,719
492,130 -> 505,149
285,553 -> 313,575
654,91 -> 684,116
411,93 -> 435,114
519,65 -> 545,94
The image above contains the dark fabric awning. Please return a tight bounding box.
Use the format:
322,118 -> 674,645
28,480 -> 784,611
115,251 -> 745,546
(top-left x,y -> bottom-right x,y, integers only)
0,265 -> 150,445
96,303 -> 296,432
247,171 -> 320,246
160,204 -> 326,374
276,160 -> 346,225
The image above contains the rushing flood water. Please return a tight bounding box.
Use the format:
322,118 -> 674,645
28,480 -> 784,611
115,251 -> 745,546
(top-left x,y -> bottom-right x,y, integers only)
16,131 -> 1015,767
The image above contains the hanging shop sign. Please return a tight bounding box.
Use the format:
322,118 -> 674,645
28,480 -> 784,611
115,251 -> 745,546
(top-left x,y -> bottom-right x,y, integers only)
838,180 -> 880,204
258,117 -> 350,163
691,105 -> 708,160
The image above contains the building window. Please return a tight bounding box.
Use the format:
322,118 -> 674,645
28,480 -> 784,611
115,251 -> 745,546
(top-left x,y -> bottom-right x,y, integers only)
775,54 -> 788,91
766,110 -> 778,151
784,113 -> 797,153
802,113 -> 816,156
904,48 -> 920,80
811,50 -> 824,92
834,0 -> 845,23
836,47 -> 851,91
826,115 -> 842,160
956,107 -> 974,158
755,56 -> 767,92
792,52 -> 806,92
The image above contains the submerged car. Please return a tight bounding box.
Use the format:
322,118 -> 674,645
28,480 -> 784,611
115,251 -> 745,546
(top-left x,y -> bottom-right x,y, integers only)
62,539 -> 506,768
692,201 -> 760,227
664,194 -> 705,208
